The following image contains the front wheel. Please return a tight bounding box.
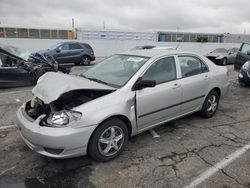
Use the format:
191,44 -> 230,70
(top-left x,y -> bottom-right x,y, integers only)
88,118 -> 129,162
200,90 -> 220,118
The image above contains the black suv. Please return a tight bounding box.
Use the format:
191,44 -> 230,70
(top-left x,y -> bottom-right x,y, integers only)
234,42 -> 250,69
43,42 -> 95,66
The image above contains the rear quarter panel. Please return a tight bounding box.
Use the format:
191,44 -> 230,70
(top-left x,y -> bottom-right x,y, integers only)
207,65 -> 229,97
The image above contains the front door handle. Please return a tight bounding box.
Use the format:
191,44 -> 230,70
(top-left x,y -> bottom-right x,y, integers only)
172,83 -> 181,89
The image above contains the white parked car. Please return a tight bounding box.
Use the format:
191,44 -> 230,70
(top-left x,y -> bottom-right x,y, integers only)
17,49 -> 229,161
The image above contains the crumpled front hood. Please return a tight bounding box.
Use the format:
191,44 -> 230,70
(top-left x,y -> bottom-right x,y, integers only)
0,43 -> 29,61
32,72 -> 115,104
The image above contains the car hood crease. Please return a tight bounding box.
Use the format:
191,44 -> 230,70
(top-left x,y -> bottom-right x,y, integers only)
32,72 -> 115,104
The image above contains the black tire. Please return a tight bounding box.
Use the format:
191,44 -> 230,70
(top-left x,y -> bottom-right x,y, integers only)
88,118 -> 129,162
80,56 -> 91,66
239,79 -> 246,87
200,90 -> 220,118
222,58 -> 227,66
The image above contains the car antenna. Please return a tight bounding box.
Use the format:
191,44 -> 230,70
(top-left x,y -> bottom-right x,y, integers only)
175,40 -> 182,50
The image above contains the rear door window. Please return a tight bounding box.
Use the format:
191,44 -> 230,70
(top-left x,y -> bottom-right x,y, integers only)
178,56 -> 208,78
69,43 -> 82,50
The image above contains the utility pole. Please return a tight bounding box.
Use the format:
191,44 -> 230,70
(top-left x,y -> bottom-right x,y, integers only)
103,21 -> 106,31
176,25 -> 179,42
72,18 -> 75,39
72,18 -> 75,30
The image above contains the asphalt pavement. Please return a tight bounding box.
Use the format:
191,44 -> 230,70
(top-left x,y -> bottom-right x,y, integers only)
0,64 -> 250,188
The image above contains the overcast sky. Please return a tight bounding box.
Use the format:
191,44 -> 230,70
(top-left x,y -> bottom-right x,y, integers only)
0,0 -> 250,34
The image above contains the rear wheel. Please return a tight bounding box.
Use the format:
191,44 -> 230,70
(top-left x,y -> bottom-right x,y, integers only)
200,90 -> 219,118
88,118 -> 129,162
81,56 -> 91,66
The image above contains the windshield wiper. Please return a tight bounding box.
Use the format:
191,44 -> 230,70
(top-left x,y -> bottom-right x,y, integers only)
88,78 -> 110,85
81,75 -> 110,86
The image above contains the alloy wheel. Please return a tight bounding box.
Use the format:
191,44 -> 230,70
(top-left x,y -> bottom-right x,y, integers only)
207,95 -> 218,114
98,126 -> 124,157
82,57 -> 90,65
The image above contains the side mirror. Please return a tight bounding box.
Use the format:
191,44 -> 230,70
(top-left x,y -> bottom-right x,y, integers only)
247,51 -> 250,55
56,49 -> 61,53
135,79 -> 156,90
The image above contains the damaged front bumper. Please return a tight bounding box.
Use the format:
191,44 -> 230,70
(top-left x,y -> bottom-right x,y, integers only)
17,104 -> 97,158
238,69 -> 250,84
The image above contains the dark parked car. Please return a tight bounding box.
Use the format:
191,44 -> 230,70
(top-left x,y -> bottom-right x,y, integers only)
131,45 -> 156,50
42,42 -> 95,66
238,61 -> 250,86
235,43 -> 250,70
206,48 -> 239,65
0,43 -> 69,88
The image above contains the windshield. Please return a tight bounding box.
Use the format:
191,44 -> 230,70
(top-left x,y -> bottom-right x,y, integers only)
50,43 -> 62,50
212,48 -> 228,53
0,44 -> 30,61
81,54 -> 149,88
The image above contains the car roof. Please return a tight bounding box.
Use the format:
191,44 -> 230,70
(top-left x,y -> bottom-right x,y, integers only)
119,49 -> 192,58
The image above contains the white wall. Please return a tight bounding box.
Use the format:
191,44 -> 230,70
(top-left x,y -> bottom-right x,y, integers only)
0,38 -> 241,57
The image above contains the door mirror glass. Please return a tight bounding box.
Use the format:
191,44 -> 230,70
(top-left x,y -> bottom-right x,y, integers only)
136,79 -> 156,90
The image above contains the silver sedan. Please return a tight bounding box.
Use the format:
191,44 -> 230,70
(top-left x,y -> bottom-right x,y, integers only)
17,49 -> 229,161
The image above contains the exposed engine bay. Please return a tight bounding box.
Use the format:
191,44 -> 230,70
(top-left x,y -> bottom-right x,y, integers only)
25,89 -> 114,126
1,52 -> 47,72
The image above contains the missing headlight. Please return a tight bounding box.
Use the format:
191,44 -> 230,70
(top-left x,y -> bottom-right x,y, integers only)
25,99 -> 51,120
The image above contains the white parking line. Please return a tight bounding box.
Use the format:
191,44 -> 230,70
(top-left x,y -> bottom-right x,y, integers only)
185,142 -> 250,188
229,79 -> 237,82
0,124 -> 17,130
0,89 -> 31,95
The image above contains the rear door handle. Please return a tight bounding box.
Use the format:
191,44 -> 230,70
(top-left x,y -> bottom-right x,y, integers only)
172,83 -> 181,89
204,75 -> 209,80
